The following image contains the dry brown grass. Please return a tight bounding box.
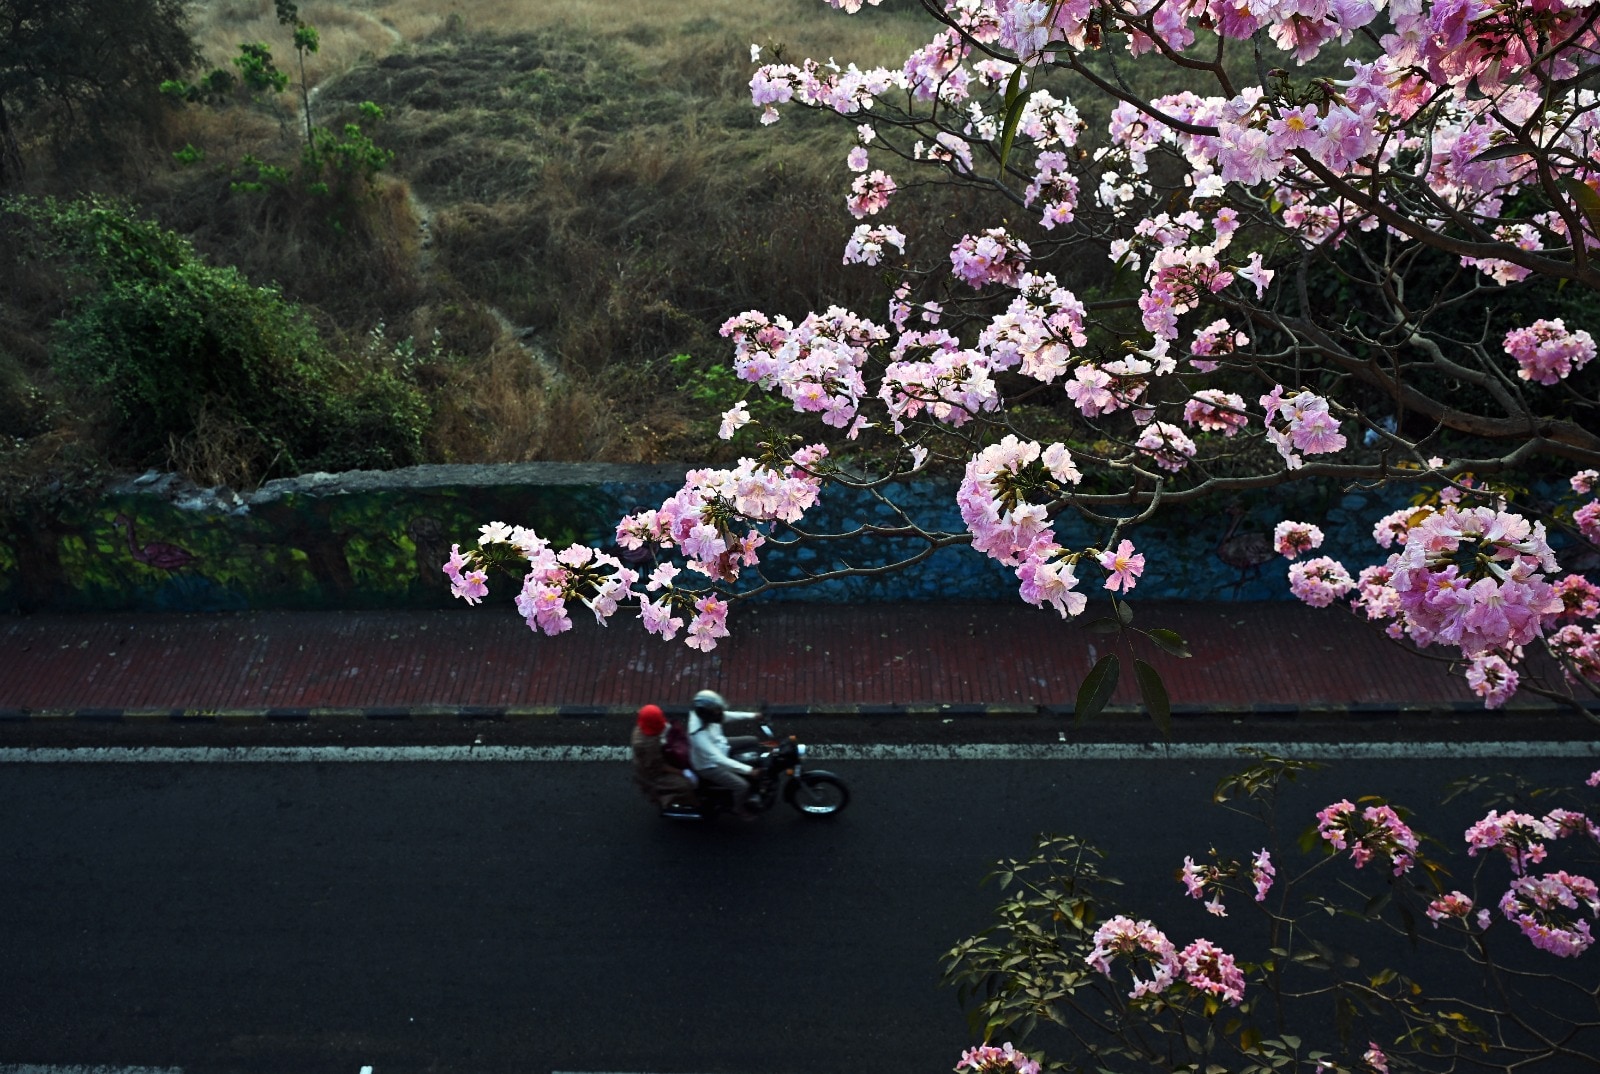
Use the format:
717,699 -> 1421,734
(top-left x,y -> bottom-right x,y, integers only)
11,0 -> 959,478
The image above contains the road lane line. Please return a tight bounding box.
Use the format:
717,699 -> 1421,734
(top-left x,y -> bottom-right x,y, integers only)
0,1066 -> 183,1074
0,742 -> 1596,763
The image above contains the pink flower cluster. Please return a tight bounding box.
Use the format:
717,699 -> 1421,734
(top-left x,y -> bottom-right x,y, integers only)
1177,938 -> 1246,1006
1503,319 -> 1595,386
1464,808 -> 1593,874
1577,500 -> 1600,545
1550,625 -> 1600,688
1087,916 -> 1178,999
1024,151 -> 1080,229
958,436 -> 1088,617
1288,557 -> 1355,607
1499,871 -> 1600,957
977,271 -> 1088,385
1251,848 -> 1275,901
443,542 -> 490,605
1188,318 -> 1247,373
1180,855 -> 1229,917
1135,421 -> 1198,472
950,228 -> 1032,289
514,542 -> 641,638
954,1042 -> 1040,1074
1272,520 -> 1324,560
1464,654 -> 1519,708
1178,848 -> 1271,916
846,169 -> 897,218
1260,387 -> 1346,470
879,331 -> 999,430
1317,799 -> 1420,875
722,308 -> 885,430
1182,389 -> 1248,436
1386,505 -> 1562,658
1088,916 -> 1246,1005
1425,890 -> 1481,927
843,224 -> 906,266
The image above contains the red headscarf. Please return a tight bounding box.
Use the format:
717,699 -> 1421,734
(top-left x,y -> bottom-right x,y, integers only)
636,704 -> 666,736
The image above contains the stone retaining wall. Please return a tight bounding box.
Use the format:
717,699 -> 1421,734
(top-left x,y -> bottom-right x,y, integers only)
0,462 -> 1426,613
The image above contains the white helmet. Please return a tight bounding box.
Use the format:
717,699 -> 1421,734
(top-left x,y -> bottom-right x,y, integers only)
692,689 -> 726,717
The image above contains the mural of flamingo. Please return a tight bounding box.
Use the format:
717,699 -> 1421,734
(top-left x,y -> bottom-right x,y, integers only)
112,513 -> 199,571
1215,501 -> 1274,597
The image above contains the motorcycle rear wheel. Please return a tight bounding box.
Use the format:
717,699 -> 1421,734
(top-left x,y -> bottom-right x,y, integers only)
788,772 -> 850,816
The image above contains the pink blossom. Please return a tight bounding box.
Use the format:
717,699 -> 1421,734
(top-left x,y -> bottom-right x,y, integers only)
1317,799 -> 1420,874
1135,422 -> 1198,472
955,1042 -> 1040,1074
1465,654 -> 1518,708
1499,871 -> 1600,957
1251,849 -> 1275,901
1503,319 -> 1596,385
719,401 -> 752,440
1426,890 -> 1476,926
454,569 -> 489,605
1177,938 -> 1246,1005
1576,500 -> 1600,544
1289,556 -> 1356,607
1182,389 -> 1248,435
1272,520 -> 1325,559
1363,1043 -> 1390,1073
843,224 -> 906,265
1087,915 -> 1179,999
950,228 -> 1032,288
846,145 -> 869,171
1098,539 -> 1146,592
846,169 -> 897,218
1466,809 -> 1556,874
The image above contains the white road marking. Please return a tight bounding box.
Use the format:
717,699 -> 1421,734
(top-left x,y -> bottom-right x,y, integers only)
0,1066 -> 182,1074
0,741 -> 1595,764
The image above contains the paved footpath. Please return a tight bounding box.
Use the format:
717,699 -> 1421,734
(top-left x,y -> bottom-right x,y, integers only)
0,600 -> 1510,717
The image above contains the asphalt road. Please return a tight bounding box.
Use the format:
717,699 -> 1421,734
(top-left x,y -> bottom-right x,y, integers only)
2,749 -> 1596,1073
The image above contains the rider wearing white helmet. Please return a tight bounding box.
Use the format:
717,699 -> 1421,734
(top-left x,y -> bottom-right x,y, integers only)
687,689 -> 762,818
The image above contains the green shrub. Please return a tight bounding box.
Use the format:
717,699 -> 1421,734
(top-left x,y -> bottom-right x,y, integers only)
5,195 -> 428,484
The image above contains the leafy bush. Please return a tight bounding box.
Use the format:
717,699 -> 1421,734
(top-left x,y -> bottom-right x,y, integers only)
5,195 -> 428,485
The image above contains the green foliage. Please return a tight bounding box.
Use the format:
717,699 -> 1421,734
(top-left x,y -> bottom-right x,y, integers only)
160,68 -> 237,106
233,42 -> 289,95
0,0 -> 202,182
171,143 -> 204,167
301,106 -> 393,198
225,103 -> 391,217
669,352 -> 808,446
6,195 -> 427,484
229,154 -> 291,194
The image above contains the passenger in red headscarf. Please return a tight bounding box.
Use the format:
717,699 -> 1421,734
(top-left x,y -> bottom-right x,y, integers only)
630,704 -> 696,809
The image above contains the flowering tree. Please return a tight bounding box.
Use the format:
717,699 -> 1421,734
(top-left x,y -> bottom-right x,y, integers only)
941,756 -> 1600,1072
447,0 -> 1600,716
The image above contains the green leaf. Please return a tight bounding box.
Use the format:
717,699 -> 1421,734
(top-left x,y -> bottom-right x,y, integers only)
1147,628 -> 1192,658
1114,598 -> 1134,625
1134,658 -> 1171,738
1560,177 -> 1600,243
1470,140 -> 1534,162
1074,653 -> 1120,722
996,65 -> 1028,172
1083,616 -> 1122,634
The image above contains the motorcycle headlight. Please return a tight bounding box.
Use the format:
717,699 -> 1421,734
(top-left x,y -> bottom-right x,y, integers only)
796,743 -> 807,760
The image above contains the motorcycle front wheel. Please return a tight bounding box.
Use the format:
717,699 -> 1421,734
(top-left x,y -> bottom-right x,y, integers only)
787,772 -> 850,816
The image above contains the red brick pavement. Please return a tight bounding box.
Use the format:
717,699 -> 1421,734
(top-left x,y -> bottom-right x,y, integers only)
0,601 -> 1476,713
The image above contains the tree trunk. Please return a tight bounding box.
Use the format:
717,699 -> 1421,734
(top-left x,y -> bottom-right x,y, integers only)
0,96 -> 23,187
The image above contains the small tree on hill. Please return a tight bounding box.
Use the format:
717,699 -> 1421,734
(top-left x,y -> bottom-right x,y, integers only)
0,0 -> 201,185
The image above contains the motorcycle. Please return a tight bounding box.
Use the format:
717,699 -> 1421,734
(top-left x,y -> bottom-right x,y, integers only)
660,725 -> 851,821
